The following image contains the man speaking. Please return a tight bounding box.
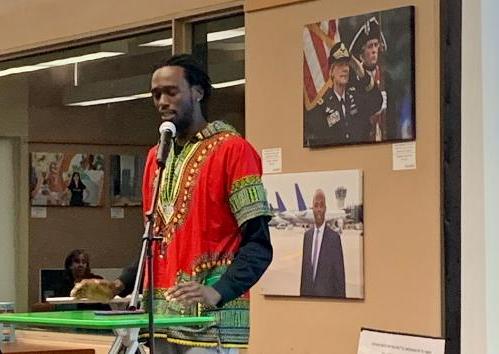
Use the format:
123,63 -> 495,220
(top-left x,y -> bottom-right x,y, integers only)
72,54 -> 273,354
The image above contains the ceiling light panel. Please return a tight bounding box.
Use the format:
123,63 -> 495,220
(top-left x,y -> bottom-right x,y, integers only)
67,93 -> 152,107
0,52 -> 124,78
139,26 -> 245,48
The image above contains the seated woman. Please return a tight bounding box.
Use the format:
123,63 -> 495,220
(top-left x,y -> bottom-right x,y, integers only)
56,249 -> 110,310
32,249 -> 109,311
54,249 -> 102,296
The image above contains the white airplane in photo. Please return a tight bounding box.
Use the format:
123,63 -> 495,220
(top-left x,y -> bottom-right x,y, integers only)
268,203 -> 290,229
274,192 -> 301,225
272,183 -> 347,227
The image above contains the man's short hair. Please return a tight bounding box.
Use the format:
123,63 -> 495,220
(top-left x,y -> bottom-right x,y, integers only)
153,54 -> 212,100
313,189 -> 326,202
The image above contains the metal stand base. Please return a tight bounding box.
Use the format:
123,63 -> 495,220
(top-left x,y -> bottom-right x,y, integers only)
109,328 -> 147,354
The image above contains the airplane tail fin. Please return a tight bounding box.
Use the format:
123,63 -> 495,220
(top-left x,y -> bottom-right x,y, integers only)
275,192 -> 287,212
295,183 -> 307,211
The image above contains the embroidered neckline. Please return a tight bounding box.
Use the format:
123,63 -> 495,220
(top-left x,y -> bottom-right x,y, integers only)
155,121 -> 239,246
194,120 -> 238,141
160,121 -> 237,207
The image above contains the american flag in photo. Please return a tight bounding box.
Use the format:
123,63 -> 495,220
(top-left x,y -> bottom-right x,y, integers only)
303,19 -> 340,111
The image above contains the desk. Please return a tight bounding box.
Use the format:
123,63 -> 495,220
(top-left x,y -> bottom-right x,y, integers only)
1,329 -> 111,354
2,344 -> 94,354
0,311 -> 215,354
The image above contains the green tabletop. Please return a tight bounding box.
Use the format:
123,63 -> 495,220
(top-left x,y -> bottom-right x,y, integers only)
0,311 -> 215,329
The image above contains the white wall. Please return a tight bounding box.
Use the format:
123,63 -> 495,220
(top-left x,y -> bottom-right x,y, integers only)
482,0 -> 499,352
0,139 -> 16,302
462,0 -> 499,353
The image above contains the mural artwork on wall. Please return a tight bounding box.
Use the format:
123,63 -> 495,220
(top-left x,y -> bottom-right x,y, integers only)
303,6 -> 415,147
30,152 -> 105,207
260,170 -> 364,299
110,154 -> 146,206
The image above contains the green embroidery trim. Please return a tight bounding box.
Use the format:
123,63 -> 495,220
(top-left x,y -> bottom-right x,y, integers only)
142,290 -> 250,345
142,268 -> 250,345
229,175 -> 272,226
142,263 -> 231,316
198,120 -> 238,139
137,335 -> 249,350
158,140 -> 199,223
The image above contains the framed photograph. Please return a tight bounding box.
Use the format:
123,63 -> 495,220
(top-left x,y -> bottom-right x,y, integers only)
110,154 -> 146,206
260,170 -> 364,299
30,152 -> 104,207
303,6 -> 415,147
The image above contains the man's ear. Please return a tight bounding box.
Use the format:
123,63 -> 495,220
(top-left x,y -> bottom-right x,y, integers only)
192,86 -> 204,102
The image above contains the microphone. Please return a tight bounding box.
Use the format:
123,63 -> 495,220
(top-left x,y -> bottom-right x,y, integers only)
156,121 -> 176,167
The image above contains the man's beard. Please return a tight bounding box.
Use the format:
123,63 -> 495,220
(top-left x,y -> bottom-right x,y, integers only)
174,103 -> 195,135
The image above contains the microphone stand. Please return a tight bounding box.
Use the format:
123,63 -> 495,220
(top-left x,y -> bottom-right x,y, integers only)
127,151 -> 169,354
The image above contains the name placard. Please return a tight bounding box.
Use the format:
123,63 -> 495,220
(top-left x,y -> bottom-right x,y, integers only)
358,328 -> 445,354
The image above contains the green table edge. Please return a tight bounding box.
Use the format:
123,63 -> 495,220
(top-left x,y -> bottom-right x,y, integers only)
0,311 -> 215,329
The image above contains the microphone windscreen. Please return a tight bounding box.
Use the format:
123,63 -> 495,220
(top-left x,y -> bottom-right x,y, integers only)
159,121 -> 176,138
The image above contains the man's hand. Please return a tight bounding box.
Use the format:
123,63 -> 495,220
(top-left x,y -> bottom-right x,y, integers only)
350,55 -> 365,79
164,281 -> 221,308
70,279 -> 122,302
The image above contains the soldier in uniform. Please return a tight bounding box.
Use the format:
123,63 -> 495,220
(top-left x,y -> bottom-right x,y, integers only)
304,41 -> 383,147
349,17 -> 390,141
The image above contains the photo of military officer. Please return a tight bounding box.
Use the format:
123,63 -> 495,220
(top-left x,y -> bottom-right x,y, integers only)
304,42 -> 383,147
303,6 -> 415,147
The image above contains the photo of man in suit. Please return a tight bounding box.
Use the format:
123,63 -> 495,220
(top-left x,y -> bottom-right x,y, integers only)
300,189 -> 346,297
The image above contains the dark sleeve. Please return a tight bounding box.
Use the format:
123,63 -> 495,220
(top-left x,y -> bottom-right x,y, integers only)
117,258 -> 139,296
356,79 -> 383,117
362,87 -> 383,118
304,102 -> 327,146
54,275 -> 74,297
211,215 -> 273,306
353,73 -> 383,118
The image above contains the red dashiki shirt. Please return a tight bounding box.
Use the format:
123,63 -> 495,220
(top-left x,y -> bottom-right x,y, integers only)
141,121 -> 271,348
